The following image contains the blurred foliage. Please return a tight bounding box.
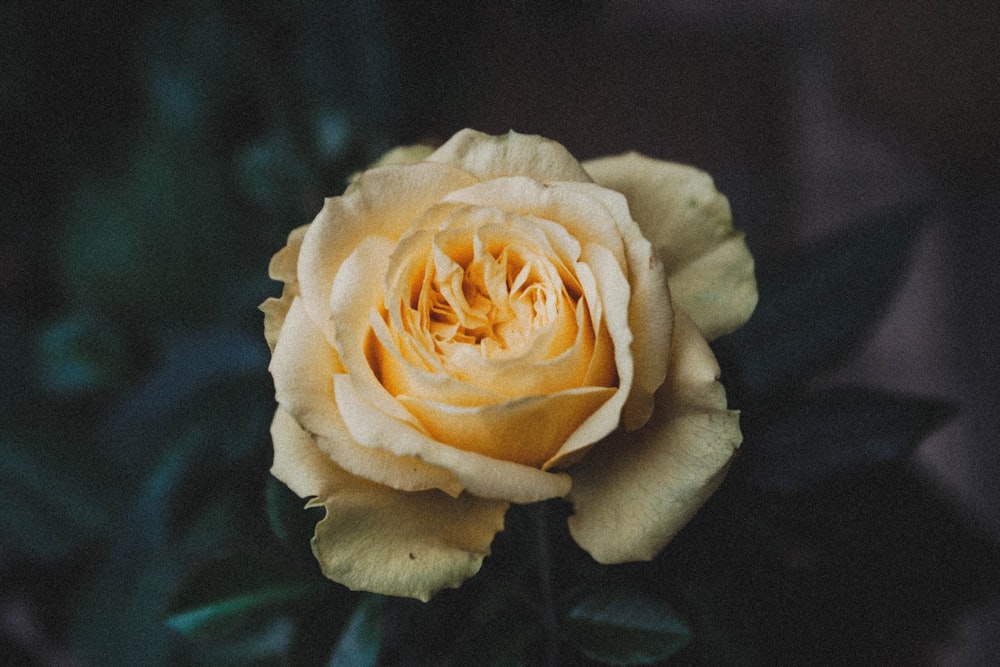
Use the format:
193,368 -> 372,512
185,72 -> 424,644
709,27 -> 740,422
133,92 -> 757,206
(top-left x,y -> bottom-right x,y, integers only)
1,1 -> 998,665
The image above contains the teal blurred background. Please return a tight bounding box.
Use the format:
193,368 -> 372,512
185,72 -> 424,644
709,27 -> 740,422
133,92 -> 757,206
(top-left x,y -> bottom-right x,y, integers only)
3,1 -> 999,664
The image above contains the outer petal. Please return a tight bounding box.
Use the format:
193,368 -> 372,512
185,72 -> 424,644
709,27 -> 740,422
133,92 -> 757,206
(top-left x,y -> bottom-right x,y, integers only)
566,308 -> 741,563
583,153 -> 757,340
428,129 -> 592,183
270,298 -> 464,496
297,162 -> 477,345
269,224 -> 310,288
261,224 -> 310,352
270,408 -> 507,601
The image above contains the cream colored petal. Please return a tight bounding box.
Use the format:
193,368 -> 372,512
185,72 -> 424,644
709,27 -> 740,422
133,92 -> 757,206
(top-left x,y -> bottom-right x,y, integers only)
441,177 -> 627,269
445,177 -> 671,430
397,387 -> 616,468
311,481 -> 507,602
328,232 -> 572,500
261,297 -> 291,353
584,153 -> 757,340
370,311 -> 506,407
348,145 -> 437,184
270,408 -> 506,601
555,181 -> 672,429
269,224 -> 310,288
428,129 -> 592,183
546,242 -> 634,468
270,407 -> 338,499
262,224 -> 311,352
566,308 -> 742,563
297,162 -> 477,345
329,234 -> 429,428
334,373 -> 572,503
270,299 -> 463,496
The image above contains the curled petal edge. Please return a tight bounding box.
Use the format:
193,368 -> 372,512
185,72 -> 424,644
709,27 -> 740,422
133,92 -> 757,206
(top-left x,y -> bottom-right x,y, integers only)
270,408 -> 507,601
566,308 -> 741,563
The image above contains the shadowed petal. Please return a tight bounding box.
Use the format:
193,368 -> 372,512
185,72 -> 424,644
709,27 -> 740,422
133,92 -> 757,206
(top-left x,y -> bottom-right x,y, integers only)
261,224 -> 309,351
271,299 -> 463,496
566,309 -> 741,563
270,409 -> 507,601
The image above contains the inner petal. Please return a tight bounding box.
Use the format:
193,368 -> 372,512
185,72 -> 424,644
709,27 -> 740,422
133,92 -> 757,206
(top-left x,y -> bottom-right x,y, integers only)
371,203 -> 621,409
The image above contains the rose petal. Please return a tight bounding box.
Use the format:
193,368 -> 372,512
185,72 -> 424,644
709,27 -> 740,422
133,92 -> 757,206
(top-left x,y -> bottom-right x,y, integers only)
261,224 -> 310,351
566,308 -> 742,563
444,177 -> 671,430
298,162 -> 477,345
428,129 -> 592,183
270,409 -> 506,601
397,387 -> 616,467
333,373 -> 572,503
583,153 -> 757,340
442,177 -> 627,270
555,181 -> 672,429
546,241 -> 635,468
271,299 -> 463,496
329,235 -> 425,427
328,229 -> 582,500
261,297 -> 290,354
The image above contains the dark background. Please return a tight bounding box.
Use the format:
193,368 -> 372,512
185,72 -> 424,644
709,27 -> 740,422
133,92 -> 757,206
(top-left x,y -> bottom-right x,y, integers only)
3,1 -> 998,664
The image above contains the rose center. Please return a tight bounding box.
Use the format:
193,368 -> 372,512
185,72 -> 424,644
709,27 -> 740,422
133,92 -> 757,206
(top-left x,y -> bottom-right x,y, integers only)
421,239 -> 572,360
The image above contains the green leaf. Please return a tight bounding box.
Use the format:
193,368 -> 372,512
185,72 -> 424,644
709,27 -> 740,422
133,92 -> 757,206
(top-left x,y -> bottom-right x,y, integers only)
71,428 -> 208,666
37,311 -> 129,396
717,205 -> 926,396
165,554 -> 322,640
0,431 -> 110,560
443,582 -> 541,667
561,587 -> 692,665
740,387 -> 953,493
59,128 -> 238,321
326,594 -> 385,667
181,616 -> 296,667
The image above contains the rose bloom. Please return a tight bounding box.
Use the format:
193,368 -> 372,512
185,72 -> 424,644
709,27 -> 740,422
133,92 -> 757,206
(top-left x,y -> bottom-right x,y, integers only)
262,129 -> 756,600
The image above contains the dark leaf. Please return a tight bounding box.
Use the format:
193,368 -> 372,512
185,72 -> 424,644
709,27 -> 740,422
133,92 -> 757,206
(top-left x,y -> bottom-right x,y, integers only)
179,616 -> 296,667
99,327 -> 269,479
0,432 -> 110,560
36,311 -> 129,396
443,583 -> 540,667
326,594 -> 385,667
739,387 -> 954,493
58,129 -> 239,321
717,204 -> 926,396
165,554 -> 321,640
561,587 -> 691,665
71,428 -> 225,666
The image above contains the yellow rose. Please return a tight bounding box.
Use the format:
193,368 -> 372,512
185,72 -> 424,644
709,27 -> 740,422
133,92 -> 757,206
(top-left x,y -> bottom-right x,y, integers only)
262,129 -> 756,600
